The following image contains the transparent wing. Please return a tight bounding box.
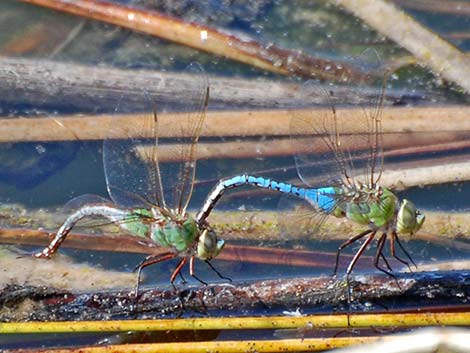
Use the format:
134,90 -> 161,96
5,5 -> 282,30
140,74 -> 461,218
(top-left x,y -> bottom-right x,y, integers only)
341,48 -> 385,188
60,194 -> 121,233
103,63 -> 208,213
61,194 -> 155,234
157,62 -> 209,214
359,48 -> 386,187
63,194 -> 112,212
291,49 -> 385,193
291,94 -> 346,189
103,89 -> 163,209
277,192 -> 338,240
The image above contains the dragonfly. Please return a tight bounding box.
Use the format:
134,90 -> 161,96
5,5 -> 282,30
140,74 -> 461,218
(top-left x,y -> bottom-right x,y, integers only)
196,72 -> 425,278
33,63 -> 226,297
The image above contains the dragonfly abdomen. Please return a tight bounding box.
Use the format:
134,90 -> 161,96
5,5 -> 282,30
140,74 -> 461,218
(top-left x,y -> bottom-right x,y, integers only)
303,187 -> 336,212
222,175 -> 308,196
197,174 -> 309,223
34,205 -> 130,258
196,174 -> 339,225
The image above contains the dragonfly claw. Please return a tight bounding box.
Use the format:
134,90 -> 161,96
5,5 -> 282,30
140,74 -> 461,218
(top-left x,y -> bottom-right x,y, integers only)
33,252 -> 52,259
16,251 -> 51,260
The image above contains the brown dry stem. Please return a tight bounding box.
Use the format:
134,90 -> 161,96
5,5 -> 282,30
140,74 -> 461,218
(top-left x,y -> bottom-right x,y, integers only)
20,0 -> 362,81
334,0 -> 470,92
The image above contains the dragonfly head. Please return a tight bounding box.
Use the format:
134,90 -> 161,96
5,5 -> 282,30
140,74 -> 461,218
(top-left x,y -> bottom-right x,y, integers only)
197,228 -> 225,260
397,199 -> 425,235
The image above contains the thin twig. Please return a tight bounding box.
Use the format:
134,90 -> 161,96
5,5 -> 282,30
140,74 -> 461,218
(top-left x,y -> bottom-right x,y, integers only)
136,132 -> 470,162
380,159 -> 470,189
20,0 -> 364,81
49,20 -> 86,58
445,32 -> 470,40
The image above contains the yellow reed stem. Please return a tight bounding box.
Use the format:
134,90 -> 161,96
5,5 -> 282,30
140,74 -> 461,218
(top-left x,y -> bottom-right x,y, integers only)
5,337 -> 375,353
2,312 -> 470,334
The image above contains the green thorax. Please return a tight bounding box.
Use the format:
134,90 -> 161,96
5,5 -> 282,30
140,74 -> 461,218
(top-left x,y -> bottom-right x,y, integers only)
121,208 -> 153,239
152,214 -> 198,252
121,209 -> 198,253
338,186 -> 398,229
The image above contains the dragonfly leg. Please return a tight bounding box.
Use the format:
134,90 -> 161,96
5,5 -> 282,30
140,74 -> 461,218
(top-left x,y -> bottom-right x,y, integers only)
374,233 -> 394,276
334,229 -> 373,275
171,257 -> 188,283
343,230 -> 377,310
379,253 -> 393,272
205,260 -> 232,282
374,233 -> 403,290
391,231 -> 417,270
133,252 -> 178,306
178,272 -> 187,284
189,256 -> 208,286
169,258 -> 191,314
346,231 -> 377,275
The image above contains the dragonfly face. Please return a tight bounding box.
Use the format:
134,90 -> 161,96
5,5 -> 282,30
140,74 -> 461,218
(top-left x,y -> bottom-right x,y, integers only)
340,186 -> 425,234
196,227 -> 225,261
396,199 -> 425,235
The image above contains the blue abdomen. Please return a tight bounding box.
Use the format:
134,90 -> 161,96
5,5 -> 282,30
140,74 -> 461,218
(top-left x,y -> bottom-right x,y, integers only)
304,187 -> 336,212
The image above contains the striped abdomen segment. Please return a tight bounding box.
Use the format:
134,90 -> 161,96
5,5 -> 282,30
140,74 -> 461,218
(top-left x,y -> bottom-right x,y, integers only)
196,174 -> 336,224
34,205 -> 130,258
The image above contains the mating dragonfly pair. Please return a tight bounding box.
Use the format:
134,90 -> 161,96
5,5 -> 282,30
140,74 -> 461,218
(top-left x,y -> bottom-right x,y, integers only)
34,62 -> 425,298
